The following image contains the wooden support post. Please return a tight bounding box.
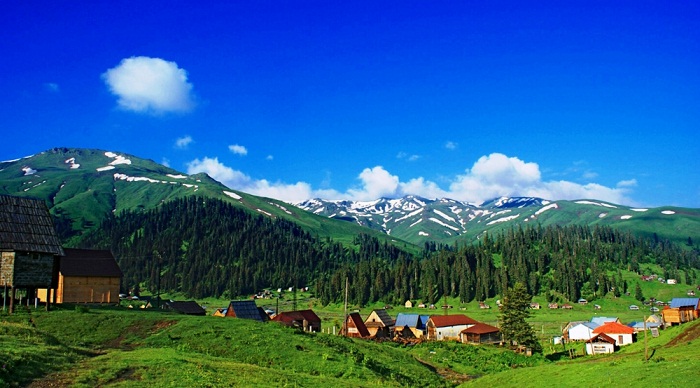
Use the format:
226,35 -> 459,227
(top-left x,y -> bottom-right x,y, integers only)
9,286 -> 15,314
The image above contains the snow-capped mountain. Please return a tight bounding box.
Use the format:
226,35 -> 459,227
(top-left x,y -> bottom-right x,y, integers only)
296,195 -> 549,243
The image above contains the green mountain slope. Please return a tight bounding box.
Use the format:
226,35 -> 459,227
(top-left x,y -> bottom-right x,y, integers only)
0,147 -> 402,247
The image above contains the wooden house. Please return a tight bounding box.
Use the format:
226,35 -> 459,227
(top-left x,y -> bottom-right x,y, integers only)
548,303 -> 558,309
272,309 -> 322,332
38,248 -> 122,304
225,300 -> 269,322
165,300 -> 206,316
340,312 -> 370,338
426,314 -> 479,341
364,309 -> 395,338
460,322 -> 502,345
393,313 -> 429,339
585,333 -> 616,355
592,321 -> 635,346
0,195 -> 64,314
404,300 -> 413,308
662,298 -> 699,326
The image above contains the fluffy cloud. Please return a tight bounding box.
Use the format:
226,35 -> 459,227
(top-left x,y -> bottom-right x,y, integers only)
445,141 -> 458,150
228,144 -> 248,156
185,153 -> 636,205
175,136 -> 193,149
102,56 -> 194,114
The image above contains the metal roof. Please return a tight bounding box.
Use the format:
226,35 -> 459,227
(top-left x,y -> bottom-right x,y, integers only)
228,300 -> 268,321
669,298 -> 699,308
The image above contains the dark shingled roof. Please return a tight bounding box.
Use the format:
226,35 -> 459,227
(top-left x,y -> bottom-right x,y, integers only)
0,195 -> 64,255
61,248 -> 122,277
166,300 -> 206,315
227,300 -> 269,321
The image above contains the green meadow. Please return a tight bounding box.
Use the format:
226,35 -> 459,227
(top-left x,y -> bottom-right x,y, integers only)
2,295 -> 699,387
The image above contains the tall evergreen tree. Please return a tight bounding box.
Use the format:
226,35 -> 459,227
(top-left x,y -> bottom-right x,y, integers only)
498,282 -> 542,353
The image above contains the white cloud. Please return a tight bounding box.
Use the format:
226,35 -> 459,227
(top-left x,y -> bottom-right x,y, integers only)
445,141 -> 458,150
175,135 -> 193,149
228,144 -> 248,156
102,56 -> 194,114
617,179 -> 638,188
161,158 -> 170,167
266,155 -> 274,161
186,153 -> 637,206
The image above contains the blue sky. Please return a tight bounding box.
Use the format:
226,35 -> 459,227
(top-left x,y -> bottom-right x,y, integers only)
2,1 -> 698,207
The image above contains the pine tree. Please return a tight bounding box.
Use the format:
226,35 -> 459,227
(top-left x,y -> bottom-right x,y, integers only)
498,282 -> 542,353
634,282 -> 644,302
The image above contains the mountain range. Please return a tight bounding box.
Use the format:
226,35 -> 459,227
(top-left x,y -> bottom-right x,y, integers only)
2,147 -> 698,248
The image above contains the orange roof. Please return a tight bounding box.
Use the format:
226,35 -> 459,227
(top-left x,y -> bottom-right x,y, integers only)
429,314 -> 479,328
592,321 -> 635,335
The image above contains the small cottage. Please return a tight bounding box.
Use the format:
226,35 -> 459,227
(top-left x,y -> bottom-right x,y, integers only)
662,298 -> 700,326
460,322 -> 502,345
166,300 -> 206,315
0,195 -> 64,314
364,309 -> 395,338
272,309 -> 322,332
426,314 -> 479,341
404,300 -> 413,308
393,313 -> 429,339
585,333 -> 616,355
225,300 -> 269,322
567,322 -> 600,341
340,312 -> 370,338
592,321 -> 635,346
38,248 -> 122,304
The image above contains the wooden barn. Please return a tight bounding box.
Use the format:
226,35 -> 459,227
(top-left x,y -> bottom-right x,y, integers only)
340,312 -> 370,338
0,195 -> 64,314
272,309 -> 322,332
38,248 -> 122,304
364,309 -> 395,338
165,300 -> 206,315
460,322 -> 502,345
662,298 -> 700,326
225,300 -> 269,322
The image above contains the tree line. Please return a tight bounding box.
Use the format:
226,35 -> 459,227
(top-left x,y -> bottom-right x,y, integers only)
77,196 -> 698,304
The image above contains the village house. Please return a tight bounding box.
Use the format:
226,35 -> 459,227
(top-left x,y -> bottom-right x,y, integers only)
38,248 -> 122,304
585,333 -> 617,355
404,300 -> 413,308
393,313 -> 429,339
662,298 -> 700,326
272,309 -> 322,332
340,312 -> 370,338
565,321 -> 600,342
0,195 -> 64,314
592,321 -> 635,346
460,322 -> 502,345
364,309 -> 395,338
426,314 -> 479,341
165,300 -> 206,316
224,300 -> 269,321
590,316 -> 620,326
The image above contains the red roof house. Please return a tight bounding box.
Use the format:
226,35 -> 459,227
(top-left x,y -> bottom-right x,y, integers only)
592,321 -> 636,346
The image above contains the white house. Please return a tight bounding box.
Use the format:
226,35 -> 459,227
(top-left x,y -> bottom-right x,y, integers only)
568,322 -> 600,341
592,322 -> 635,346
586,333 -> 616,355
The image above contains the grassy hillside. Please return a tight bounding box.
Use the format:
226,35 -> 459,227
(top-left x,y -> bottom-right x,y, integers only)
2,302 -> 698,387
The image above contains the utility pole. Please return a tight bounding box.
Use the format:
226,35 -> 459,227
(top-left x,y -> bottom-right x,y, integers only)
644,315 -> 648,362
343,277 -> 348,337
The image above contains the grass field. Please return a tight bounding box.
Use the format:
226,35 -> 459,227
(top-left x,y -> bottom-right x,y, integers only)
2,294 -> 699,387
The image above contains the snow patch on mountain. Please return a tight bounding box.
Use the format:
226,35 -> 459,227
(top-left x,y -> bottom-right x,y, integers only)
97,166 -> 115,172
105,152 -> 132,165
433,209 -> 456,223
576,200 -> 617,209
223,191 -> 241,200
22,166 -> 37,175
621,215 -> 632,220
167,174 -> 187,179
631,208 -> 648,212
535,203 -> 558,216
65,158 -> 80,169
487,214 -> 520,225
419,231 -> 429,236
661,210 -> 675,215
428,217 -> 460,231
